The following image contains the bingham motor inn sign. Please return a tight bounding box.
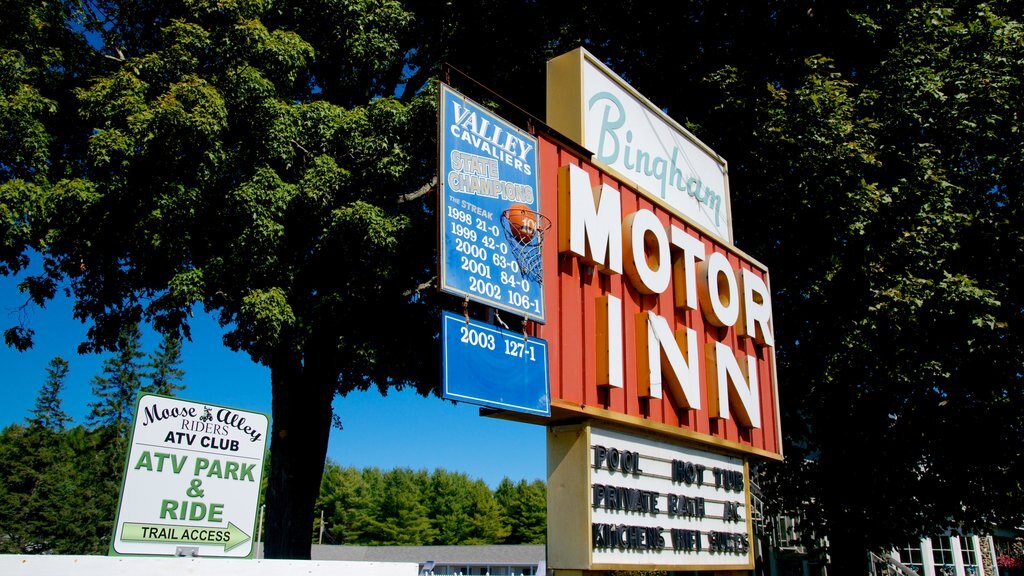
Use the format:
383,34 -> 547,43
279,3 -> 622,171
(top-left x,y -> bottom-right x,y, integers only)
541,48 -> 780,572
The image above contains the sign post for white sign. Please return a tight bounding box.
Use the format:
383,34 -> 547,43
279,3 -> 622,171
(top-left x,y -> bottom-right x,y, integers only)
110,394 -> 270,558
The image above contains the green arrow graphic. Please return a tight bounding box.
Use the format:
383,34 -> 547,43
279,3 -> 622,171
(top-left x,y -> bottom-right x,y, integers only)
120,521 -> 252,553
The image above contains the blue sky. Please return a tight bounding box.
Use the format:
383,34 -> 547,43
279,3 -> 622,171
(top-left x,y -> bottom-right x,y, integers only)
0,263 -> 546,488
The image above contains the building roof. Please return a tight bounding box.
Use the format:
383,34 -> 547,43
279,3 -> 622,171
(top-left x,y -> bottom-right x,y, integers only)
309,544 -> 546,566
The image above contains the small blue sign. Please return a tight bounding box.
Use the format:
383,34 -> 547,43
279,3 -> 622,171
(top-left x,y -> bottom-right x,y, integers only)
439,83 -> 545,323
441,311 -> 550,417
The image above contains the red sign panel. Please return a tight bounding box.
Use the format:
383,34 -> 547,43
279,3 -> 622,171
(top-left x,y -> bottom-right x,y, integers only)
534,135 -> 782,459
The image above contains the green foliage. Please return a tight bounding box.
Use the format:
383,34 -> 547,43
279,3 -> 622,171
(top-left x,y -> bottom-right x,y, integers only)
0,422 -> 124,555
87,325 -> 145,436
0,357 -> 77,553
462,477 -> 511,544
316,462 -> 372,543
372,468 -> 435,545
325,466 -> 437,545
494,478 -> 546,545
315,463 -> 532,546
673,3 -> 1024,569
0,0 -> 442,558
424,469 -> 511,545
28,357 -> 72,431
0,331 -> 188,554
143,334 -> 185,396
424,469 -> 473,545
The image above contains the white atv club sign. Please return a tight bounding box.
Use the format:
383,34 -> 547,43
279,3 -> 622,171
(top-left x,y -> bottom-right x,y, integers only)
111,394 -> 269,558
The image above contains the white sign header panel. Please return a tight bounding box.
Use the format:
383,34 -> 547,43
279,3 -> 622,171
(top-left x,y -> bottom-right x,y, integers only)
112,395 -> 269,558
547,48 -> 733,244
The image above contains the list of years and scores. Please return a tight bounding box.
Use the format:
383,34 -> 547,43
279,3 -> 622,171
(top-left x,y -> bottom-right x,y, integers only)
445,194 -> 543,319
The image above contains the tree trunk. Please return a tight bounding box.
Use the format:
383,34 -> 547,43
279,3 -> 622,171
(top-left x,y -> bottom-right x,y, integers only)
263,353 -> 335,559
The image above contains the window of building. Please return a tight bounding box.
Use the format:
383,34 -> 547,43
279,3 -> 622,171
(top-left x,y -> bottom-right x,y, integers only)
898,542 -> 924,571
933,536 -> 955,575
775,515 -> 800,547
960,535 -> 979,575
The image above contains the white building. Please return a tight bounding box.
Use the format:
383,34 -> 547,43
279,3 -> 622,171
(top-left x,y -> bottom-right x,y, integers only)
892,535 -> 996,576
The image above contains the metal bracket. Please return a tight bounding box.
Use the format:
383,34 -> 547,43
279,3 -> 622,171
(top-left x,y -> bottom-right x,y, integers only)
175,546 -> 199,558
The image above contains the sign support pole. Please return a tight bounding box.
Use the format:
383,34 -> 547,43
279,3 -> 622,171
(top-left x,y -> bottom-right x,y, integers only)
256,504 -> 265,558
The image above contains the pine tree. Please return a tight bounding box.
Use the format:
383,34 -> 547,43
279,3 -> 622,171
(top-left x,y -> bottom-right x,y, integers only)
87,325 -> 145,438
367,468 -> 435,545
317,462 -> 371,544
0,358 -> 99,554
27,357 -> 71,432
0,424 -> 35,553
353,467 -> 387,543
426,469 -> 474,544
465,479 -> 510,544
85,324 -> 146,548
516,480 -> 547,544
143,333 -> 185,396
495,478 -> 546,544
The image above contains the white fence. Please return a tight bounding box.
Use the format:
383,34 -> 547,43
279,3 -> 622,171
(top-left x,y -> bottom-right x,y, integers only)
0,555 -> 418,576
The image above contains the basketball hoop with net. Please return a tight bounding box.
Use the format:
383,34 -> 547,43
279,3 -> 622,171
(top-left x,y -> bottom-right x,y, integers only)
500,203 -> 551,284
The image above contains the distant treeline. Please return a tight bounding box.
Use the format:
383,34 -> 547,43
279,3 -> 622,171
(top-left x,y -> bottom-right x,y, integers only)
0,326 -> 545,554
315,463 -> 546,546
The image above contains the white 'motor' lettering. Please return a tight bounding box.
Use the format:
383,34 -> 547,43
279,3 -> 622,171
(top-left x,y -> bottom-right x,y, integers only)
670,226 -> 706,311
739,269 -> 774,347
558,163 -> 623,273
623,209 -> 670,294
698,252 -> 739,327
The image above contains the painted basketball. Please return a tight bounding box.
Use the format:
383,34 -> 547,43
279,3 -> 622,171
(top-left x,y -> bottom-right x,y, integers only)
506,203 -> 538,244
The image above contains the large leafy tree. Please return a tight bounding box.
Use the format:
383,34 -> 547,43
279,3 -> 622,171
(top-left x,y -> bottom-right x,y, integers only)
2,0 -> 439,558
0,0 -> 92,295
